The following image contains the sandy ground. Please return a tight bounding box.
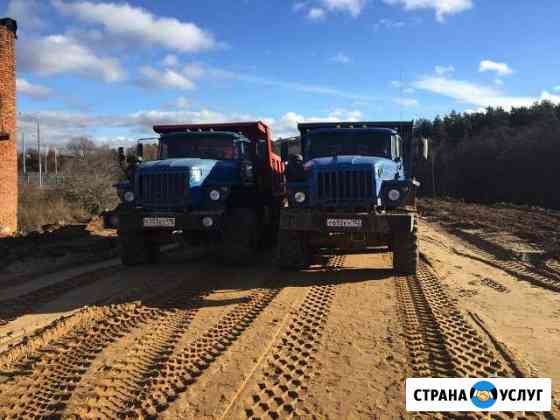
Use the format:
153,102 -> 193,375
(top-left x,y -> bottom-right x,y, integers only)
419,220 -> 560,407
0,216 -> 559,419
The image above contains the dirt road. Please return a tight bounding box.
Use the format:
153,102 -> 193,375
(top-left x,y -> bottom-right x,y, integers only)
0,218 -> 559,419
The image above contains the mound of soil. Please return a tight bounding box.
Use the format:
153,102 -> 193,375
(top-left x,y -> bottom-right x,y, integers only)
418,198 -> 560,257
0,219 -> 117,284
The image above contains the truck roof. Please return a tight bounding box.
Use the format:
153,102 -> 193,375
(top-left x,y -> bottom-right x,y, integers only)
159,131 -> 250,141
298,121 -> 413,139
153,121 -> 270,142
308,127 -> 397,135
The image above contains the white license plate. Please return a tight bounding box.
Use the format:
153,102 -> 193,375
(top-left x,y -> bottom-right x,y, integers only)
326,218 -> 363,228
143,217 -> 176,228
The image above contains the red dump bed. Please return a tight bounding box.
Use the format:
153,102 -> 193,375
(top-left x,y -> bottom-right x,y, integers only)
153,121 -> 285,196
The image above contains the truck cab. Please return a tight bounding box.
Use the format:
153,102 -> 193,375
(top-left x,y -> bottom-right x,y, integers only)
277,121 -> 427,274
112,121 -> 285,265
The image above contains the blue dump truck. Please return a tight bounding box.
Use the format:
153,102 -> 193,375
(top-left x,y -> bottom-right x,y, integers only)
277,121 -> 428,274
106,122 -> 285,265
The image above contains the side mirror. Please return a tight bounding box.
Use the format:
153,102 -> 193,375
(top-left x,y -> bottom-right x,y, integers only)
136,143 -> 144,159
117,147 -> 125,163
422,138 -> 429,160
280,142 -> 289,163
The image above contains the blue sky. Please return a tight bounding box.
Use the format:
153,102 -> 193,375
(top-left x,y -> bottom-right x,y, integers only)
3,0 -> 560,146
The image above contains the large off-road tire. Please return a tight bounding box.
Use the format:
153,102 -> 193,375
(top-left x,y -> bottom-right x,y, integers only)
220,208 -> 258,265
391,226 -> 418,275
118,231 -> 159,266
276,230 -> 311,270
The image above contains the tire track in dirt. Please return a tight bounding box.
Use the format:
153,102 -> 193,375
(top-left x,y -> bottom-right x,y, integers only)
72,287 -> 281,418
222,256 -> 341,419
0,267 -> 180,377
0,267 -> 213,419
0,266 -> 125,326
0,302 -> 163,418
68,288 -> 207,418
446,232 -> 560,293
396,259 -> 555,420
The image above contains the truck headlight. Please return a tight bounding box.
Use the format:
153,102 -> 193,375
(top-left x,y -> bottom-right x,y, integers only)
190,167 -> 202,183
124,191 -> 135,202
209,189 -> 221,201
387,189 -> 401,201
294,192 -> 306,203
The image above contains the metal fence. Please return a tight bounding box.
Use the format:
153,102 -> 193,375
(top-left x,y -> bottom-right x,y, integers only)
19,172 -> 65,187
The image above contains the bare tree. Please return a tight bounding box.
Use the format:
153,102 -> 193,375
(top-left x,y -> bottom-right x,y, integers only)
62,137 -> 121,214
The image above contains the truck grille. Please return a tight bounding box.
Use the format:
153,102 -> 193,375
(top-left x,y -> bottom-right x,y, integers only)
316,169 -> 374,203
138,172 -> 188,209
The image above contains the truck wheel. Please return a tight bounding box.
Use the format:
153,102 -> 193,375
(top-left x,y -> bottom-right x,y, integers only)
119,231 -> 158,266
276,230 -> 311,270
220,208 -> 258,265
391,227 -> 418,275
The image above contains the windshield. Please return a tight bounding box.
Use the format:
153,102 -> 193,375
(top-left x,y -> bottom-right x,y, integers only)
160,133 -> 239,160
307,131 -> 391,159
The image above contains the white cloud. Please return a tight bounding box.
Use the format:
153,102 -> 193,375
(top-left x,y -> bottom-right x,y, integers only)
540,91 -> 560,104
18,107 -> 364,145
166,61 -> 378,102
52,0 -> 216,52
553,86 -> 560,92
383,0 -> 472,22
390,82 -> 415,94
307,7 -> 326,20
494,78 -> 504,86
5,0 -> 44,31
435,64 -> 455,75
182,62 -> 207,79
17,108 -> 245,145
479,60 -> 513,76
293,2 -> 307,12
175,96 -> 190,109
464,108 -> 486,114
394,97 -> 419,107
331,52 -> 351,64
138,66 -> 194,91
321,0 -> 367,17
18,35 -> 125,82
374,18 -> 405,30
297,0 -> 366,19
232,74 -> 376,102
413,76 -> 560,109
16,78 -> 52,99
267,109 -> 363,138
162,54 -> 178,67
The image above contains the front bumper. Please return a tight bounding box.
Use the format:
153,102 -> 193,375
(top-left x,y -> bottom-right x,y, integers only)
117,208 -> 225,232
279,208 -> 415,233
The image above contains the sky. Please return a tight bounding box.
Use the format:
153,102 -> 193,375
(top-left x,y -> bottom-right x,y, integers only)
3,0 -> 560,148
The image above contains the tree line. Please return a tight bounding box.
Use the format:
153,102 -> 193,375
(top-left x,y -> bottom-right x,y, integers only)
413,101 -> 560,210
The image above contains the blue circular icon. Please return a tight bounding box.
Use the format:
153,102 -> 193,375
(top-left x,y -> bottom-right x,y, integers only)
470,381 -> 498,409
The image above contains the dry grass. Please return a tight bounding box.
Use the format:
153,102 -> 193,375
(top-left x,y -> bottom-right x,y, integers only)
17,183 -> 88,234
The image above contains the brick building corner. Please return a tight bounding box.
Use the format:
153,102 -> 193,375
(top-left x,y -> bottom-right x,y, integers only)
0,18 -> 17,235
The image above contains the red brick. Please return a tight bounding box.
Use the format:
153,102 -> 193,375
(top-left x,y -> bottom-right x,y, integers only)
0,18 -> 17,234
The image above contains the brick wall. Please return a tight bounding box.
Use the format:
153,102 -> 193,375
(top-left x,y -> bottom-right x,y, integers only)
0,18 -> 17,234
